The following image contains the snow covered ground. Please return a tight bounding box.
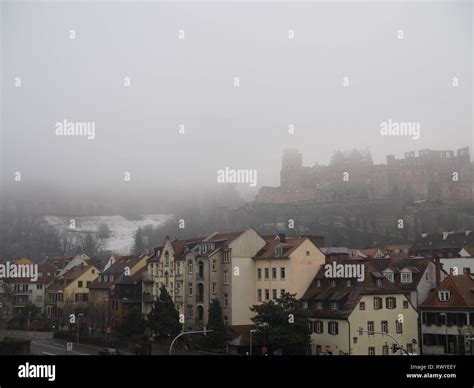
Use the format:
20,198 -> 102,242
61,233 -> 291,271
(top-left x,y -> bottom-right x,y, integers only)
44,214 -> 173,254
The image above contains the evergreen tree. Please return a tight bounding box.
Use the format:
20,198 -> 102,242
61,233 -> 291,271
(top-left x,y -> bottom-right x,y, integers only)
250,292 -> 311,355
204,298 -> 228,351
147,286 -> 181,341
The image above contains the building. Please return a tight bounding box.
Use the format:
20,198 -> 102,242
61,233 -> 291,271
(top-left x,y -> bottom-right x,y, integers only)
256,147 -> 472,204
45,254 -> 90,277
253,234 -> 326,304
5,263 -> 55,315
420,274 -> 474,355
89,254 -> 147,333
301,257 -> 428,355
45,264 -> 99,323
411,231 -> 474,258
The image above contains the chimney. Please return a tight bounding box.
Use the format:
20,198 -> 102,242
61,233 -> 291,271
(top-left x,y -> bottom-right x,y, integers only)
434,256 -> 441,287
278,233 -> 286,243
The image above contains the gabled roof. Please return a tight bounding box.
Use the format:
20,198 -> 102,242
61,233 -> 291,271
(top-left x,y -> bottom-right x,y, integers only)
47,265 -> 96,291
302,257 -> 432,318
420,274 -> 474,309
253,237 -> 309,260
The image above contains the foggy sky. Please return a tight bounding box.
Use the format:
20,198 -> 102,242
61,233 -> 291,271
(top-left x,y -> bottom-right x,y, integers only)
1,0 -> 472,198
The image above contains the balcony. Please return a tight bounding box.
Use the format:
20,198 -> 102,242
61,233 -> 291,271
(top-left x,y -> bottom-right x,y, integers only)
142,274 -> 154,284
143,293 -> 154,303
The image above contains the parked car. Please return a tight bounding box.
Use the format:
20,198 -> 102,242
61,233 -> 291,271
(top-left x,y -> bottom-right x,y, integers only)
98,348 -> 121,355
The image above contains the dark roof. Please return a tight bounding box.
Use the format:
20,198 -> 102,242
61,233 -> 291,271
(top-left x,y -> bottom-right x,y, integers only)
47,265 -> 95,291
412,231 -> 474,251
302,257 -> 432,318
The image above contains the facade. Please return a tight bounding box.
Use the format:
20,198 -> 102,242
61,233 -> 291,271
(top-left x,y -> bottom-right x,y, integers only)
5,264 -> 55,315
256,147 -> 472,204
46,254 -> 90,277
254,235 -> 326,303
45,264 -> 99,322
420,274 -> 474,355
300,257 -> 436,355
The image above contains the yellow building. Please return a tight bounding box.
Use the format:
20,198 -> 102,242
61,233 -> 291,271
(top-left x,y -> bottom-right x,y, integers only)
46,264 -> 100,320
254,235 -> 326,303
302,258 -> 424,355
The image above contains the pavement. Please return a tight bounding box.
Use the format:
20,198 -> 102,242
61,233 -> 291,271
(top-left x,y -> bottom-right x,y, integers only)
0,329 -> 131,355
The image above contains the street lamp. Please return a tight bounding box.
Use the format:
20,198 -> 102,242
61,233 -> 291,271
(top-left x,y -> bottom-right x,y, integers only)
169,329 -> 213,355
76,313 -> 84,346
440,313 -> 448,354
249,329 -> 257,356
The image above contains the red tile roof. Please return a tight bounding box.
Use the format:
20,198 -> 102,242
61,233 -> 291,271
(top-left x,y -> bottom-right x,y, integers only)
420,274 -> 474,309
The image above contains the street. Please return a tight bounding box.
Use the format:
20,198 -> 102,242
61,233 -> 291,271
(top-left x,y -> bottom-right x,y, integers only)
0,330 -> 118,355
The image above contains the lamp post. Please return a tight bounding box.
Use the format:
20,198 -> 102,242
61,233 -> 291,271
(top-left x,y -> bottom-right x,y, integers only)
440,313 -> 448,354
169,330 -> 213,355
76,313 -> 84,346
249,329 -> 257,356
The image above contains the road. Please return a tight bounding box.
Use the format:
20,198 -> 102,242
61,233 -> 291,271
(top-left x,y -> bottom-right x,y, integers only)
0,329 -> 123,355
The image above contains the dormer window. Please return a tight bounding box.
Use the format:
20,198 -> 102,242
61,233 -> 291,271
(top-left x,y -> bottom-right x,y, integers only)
275,245 -> 283,257
330,280 -> 336,287
302,301 -> 308,309
330,302 -> 338,310
376,278 -> 383,286
401,272 -> 412,283
438,290 -> 450,302
316,280 -> 321,287
315,301 -> 323,310
383,272 -> 394,283
346,280 -> 351,287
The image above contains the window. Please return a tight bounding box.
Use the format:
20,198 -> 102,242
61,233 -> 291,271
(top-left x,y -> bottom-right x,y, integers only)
346,280 -> 351,287
257,289 -> 262,302
359,302 -> 365,310
386,297 -> 396,309
257,268 -> 262,280
280,289 -> 286,297
330,302 -> 338,310
272,268 -> 277,280
353,337 -> 358,344
264,268 -> 269,280
306,251 -> 310,256
438,290 -> 450,302
37,284 -> 43,290
367,321 -> 374,335
265,289 -> 270,300
403,300 -> 409,309
381,321 -> 388,333
223,294 -> 229,307
212,282 -> 216,294
223,271 -> 229,285
78,281 -> 83,288
280,267 -> 286,280
315,279 -> 321,287
187,305 -> 193,318
376,278 -> 383,286
328,321 -> 339,335
275,246 -> 283,256
373,297 -> 382,310
368,347 -> 375,356
188,283 -> 193,296
463,268 -> 471,274
272,289 -> 277,300
396,320 -> 403,333
401,272 -> 412,283
382,345 -> 389,356
384,272 -> 394,283
316,301 -> 323,310
222,250 -> 231,263
330,280 -> 336,287
212,260 -> 217,272
302,301 -> 308,309
188,260 -> 193,275
314,321 -> 323,334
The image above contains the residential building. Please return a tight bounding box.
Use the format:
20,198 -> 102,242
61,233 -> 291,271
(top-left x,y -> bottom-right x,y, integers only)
254,234 -> 326,303
45,264 -> 99,323
420,274 -> 474,355
301,257 -> 422,355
